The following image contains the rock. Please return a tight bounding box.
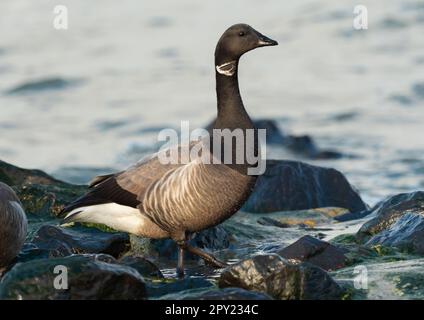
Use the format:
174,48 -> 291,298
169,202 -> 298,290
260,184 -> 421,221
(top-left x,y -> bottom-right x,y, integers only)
190,225 -> 232,250
334,209 -> 371,222
356,191 -> 424,254
205,118 -> 286,144
257,217 -> 290,228
16,242 -> 72,263
244,160 -> 367,213
0,160 -> 61,186
204,119 -> 343,159
0,254 -> 147,299
332,258 -> 424,300
30,225 -> 130,258
250,120 -> 343,159
276,235 -> 347,271
252,119 -> 286,144
0,160 -> 86,217
357,191 -> 424,239
284,135 -> 343,159
365,213 -> 424,254
184,287 -> 273,300
218,254 -> 343,300
119,256 -> 163,278
255,208 -> 348,229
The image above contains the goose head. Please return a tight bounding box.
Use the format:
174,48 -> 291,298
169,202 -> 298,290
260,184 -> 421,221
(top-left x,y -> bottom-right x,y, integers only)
215,23 -> 278,73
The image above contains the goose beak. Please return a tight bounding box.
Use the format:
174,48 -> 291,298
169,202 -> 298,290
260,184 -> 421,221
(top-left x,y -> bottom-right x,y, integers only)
257,34 -> 278,47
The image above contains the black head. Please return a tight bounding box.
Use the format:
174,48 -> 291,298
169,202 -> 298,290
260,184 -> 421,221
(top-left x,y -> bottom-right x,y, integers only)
215,24 -> 278,65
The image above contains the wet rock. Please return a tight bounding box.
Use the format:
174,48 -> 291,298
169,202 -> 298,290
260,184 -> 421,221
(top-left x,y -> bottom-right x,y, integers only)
0,160 -> 61,186
276,235 -> 347,271
204,118 -> 286,145
218,254 -> 343,300
6,77 -> 78,94
257,217 -> 290,228
253,120 -> 343,159
332,258 -> 424,300
357,192 -> 424,238
204,119 -> 343,159
244,160 -> 367,213
365,213 -> 424,254
16,242 -> 72,263
356,191 -> 424,254
255,207 -> 349,229
191,225 -> 232,250
184,287 -> 273,300
31,225 -> 130,258
284,135 -> 343,159
0,254 -> 147,300
0,160 -> 86,217
334,209 -> 371,222
252,119 -> 286,144
119,256 -> 163,278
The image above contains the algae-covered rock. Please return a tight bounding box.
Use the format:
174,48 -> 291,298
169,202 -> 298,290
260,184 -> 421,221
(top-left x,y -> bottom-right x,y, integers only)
218,254 -> 343,300
365,213 -> 424,254
255,207 -> 349,230
358,192 -> 424,239
0,160 -> 86,217
0,254 -> 147,300
357,191 -> 424,254
31,225 -> 130,258
332,258 -> 424,300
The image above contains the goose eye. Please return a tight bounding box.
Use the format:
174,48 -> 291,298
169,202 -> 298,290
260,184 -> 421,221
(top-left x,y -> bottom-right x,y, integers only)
239,31 -> 245,37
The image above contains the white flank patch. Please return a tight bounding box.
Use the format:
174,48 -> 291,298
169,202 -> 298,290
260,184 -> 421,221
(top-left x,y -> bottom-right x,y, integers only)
65,203 -> 144,234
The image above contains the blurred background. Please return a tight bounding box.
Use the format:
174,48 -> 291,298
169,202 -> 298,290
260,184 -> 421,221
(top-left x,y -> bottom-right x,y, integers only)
0,0 -> 423,205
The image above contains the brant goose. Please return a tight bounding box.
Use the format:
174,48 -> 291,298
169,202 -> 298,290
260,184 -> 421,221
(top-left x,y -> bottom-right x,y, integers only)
0,182 -> 27,273
62,24 -> 278,277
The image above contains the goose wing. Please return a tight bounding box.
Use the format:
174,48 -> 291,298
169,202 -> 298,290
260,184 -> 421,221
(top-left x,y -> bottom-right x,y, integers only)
61,141 -> 203,215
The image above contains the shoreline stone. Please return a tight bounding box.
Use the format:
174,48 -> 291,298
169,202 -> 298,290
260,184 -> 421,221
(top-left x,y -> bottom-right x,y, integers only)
0,254 -> 147,300
244,160 -> 367,213
218,254 -> 344,300
276,235 -> 347,271
357,191 -> 424,254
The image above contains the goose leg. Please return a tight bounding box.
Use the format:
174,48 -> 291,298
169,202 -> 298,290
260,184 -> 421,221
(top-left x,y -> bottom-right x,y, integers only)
177,244 -> 185,278
182,242 -> 228,268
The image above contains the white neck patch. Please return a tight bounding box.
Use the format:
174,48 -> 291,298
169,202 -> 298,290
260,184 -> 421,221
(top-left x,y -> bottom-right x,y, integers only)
216,60 -> 237,76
